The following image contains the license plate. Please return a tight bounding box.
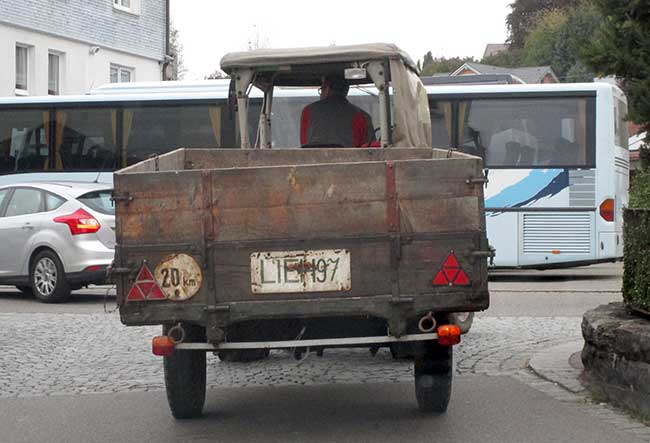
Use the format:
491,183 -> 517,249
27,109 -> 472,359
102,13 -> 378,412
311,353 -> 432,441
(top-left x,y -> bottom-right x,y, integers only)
251,249 -> 351,294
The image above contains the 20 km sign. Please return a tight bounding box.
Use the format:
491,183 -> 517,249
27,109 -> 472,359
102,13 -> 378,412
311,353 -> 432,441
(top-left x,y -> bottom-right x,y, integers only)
154,254 -> 202,301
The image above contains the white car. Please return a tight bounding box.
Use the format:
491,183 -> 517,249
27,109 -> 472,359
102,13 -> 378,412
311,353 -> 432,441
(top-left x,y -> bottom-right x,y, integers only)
0,181 -> 114,302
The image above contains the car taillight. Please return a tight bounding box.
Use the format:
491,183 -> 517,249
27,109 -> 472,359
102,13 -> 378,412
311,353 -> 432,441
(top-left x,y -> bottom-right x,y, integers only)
599,198 -> 615,222
54,208 -> 101,235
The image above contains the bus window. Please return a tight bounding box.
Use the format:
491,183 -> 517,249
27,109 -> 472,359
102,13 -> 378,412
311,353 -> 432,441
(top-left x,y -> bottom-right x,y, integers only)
459,97 -> 595,168
0,110 -> 50,174
429,100 -> 453,148
124,104 -> 228,165
615,98 -> 629,149
55,108 -> 117,171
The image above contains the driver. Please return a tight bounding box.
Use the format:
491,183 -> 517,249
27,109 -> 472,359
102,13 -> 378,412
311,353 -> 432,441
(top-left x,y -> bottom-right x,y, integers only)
300,73 -> 374,148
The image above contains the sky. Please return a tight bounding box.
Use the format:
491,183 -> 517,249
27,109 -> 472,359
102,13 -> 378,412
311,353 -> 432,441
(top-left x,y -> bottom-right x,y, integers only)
170,0 -> 512,80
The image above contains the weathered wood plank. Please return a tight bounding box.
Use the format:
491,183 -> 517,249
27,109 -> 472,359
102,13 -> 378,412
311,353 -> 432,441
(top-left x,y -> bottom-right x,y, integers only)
186,147 -> 433,170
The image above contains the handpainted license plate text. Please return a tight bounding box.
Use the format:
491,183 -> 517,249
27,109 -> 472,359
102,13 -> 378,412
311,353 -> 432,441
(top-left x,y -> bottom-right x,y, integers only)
251,249 -> 351,294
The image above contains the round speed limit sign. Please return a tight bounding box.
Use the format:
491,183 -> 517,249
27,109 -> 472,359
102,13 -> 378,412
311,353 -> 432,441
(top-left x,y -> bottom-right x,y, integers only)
154,254 -> 202,301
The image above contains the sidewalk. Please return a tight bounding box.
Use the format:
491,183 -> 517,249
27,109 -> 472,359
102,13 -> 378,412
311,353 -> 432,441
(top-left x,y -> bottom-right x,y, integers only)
528,340 -> 586,394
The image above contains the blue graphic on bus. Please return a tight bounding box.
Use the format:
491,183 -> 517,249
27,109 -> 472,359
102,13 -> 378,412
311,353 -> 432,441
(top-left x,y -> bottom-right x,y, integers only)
486,169 -> 569,209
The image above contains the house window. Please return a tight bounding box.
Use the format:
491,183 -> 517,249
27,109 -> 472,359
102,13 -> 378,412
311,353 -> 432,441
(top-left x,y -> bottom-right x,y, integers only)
15,45 -> 29,94
48,53 -> 60,95
113,0 -> 139,14
110,64 -> 134,83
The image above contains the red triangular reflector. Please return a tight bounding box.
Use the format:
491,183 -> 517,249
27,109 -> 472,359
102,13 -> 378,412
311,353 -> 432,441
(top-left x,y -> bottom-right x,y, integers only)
138,282 -> 155,297
147,284 -> 166,300
136,265 -> 155,282
443,253 -> 460,269
443,267 -> 459,282
433,271 -> 448,286
127,285 -> 145,301
454,269 -> 471,286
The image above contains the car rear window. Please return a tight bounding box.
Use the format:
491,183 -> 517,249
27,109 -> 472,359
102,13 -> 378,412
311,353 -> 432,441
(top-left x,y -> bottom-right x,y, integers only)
78,190 -> 114,215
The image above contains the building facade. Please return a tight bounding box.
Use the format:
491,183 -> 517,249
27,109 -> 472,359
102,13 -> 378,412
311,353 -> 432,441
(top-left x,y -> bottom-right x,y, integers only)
0,0 -> 168,96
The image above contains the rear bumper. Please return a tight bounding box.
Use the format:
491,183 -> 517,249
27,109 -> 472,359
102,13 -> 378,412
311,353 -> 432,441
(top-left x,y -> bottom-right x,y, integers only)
119,290 -> 490,339
66,268 -> 110,286
60,237 -> 114,274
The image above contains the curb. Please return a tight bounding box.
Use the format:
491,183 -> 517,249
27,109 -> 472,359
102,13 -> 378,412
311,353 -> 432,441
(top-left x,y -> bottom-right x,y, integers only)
528,340 -> 586,394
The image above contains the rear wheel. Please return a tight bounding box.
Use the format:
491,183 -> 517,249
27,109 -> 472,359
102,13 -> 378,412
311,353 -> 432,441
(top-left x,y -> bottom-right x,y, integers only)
163,323 -> 207,419
449,312 -> 475,334
31,250 -> 70,303
414,341 -> 453,413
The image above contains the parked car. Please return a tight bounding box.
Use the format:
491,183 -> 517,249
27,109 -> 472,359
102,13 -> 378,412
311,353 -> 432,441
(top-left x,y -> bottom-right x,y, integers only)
0,181 -> 114,302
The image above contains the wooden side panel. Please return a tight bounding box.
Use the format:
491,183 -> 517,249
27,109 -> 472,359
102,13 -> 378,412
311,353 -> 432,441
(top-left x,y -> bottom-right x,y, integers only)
214,241 -> 392,302
395,158 -> 484,234
185,148 -> 433,170
116,170 -> 205,245
210,162 -> 388,241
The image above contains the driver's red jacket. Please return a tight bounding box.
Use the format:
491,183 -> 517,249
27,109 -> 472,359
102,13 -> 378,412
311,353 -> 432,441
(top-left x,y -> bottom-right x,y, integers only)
300,96 -> 374,147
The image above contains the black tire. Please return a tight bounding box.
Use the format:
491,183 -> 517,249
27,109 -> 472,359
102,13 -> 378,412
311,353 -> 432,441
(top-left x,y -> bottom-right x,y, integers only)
414,342 -> 453,413
449,312 -> 475,334
30,250 -> 70,303
217,349 -> 270,362
163,323 -> 207,419
15,285 -> 32,295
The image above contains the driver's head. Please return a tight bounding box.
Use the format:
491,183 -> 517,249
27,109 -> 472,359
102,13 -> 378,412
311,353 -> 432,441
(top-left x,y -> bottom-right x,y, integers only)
320,73 -> 349,99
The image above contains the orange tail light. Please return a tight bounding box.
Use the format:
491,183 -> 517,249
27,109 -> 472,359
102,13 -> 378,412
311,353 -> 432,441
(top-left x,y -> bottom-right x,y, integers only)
599,198 -> 615,222
437,324 -> 462,346
152,336 -> 175,356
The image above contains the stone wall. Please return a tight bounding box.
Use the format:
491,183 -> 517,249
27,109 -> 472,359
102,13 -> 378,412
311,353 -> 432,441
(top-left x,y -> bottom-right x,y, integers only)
582,303 -> 650,416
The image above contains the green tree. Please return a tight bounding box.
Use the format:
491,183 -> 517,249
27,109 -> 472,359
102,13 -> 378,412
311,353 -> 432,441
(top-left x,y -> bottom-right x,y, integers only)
506,0 -> 581,48
205,70 -> 228,80
169,24 -> 186,80
420,54 -> 475,76
584,0 -> 650,150
522,4 -> 601,81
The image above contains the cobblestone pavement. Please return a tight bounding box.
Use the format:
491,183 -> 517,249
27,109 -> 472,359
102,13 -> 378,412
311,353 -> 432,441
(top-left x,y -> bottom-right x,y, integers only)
0,312 -> 581,398
3,311 -> 649,440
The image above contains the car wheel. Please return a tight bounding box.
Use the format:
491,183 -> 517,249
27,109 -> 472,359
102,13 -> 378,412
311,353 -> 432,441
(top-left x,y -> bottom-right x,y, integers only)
15,285 -> 32,295
31,250 -> 71,303
449,312 -> 474,334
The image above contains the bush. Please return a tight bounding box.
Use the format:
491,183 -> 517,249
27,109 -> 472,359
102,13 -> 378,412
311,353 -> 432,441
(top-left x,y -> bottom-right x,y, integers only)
629,170 -> 650,209
623,209 -> 650,312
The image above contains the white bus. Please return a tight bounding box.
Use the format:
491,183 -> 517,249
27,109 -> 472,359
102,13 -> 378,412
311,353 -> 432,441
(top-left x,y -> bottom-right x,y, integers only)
0,81 -> 628,268
424,82 -> 629,268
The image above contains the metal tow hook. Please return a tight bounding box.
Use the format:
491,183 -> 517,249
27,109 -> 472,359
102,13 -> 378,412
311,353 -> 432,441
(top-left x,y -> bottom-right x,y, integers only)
418,312 -> 437,333
167,322 -> 186,345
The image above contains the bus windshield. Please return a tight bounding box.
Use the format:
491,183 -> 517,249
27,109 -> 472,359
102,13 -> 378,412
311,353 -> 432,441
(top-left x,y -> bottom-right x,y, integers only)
430,95 -> 596,169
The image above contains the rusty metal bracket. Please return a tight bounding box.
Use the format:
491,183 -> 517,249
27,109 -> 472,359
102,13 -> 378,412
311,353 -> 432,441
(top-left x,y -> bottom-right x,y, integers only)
111,193 -> 133,205
109,266 -> 133,275
465,177 -> 488,186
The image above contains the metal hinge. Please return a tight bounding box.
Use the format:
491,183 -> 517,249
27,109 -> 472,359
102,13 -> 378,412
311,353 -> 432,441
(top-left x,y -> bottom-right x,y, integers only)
465,177 -> 488,186
111,193 -> 133,204
108,267 -> 133,275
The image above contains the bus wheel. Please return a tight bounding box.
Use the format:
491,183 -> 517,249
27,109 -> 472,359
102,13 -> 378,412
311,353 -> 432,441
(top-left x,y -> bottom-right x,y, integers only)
414,341 -> 453,413
163,323 -> 206,419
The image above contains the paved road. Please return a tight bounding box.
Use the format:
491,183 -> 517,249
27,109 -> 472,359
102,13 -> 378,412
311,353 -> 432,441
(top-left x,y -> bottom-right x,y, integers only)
0,263 -> 648,442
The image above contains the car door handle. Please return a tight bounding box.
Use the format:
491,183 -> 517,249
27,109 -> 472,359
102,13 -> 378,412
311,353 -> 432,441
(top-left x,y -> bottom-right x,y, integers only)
22,223 -> 34,230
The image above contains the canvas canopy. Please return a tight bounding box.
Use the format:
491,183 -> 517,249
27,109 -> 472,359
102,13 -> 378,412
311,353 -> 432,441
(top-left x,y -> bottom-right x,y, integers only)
221,43 -> 430,149
220,43 -> 419,85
